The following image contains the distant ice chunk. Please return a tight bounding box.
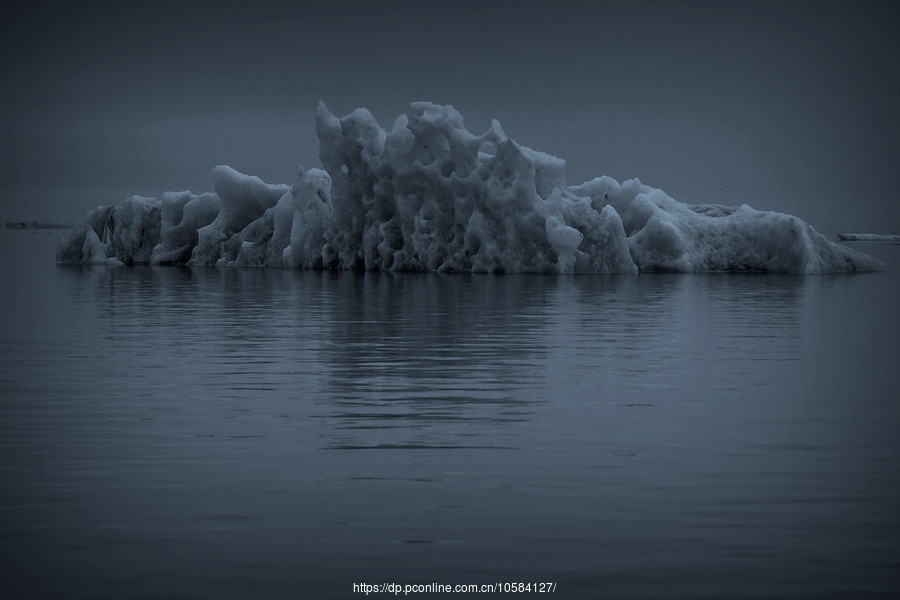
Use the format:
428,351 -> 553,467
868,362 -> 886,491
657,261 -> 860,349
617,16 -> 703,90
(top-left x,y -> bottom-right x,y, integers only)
6,220 -> 68,230
57,102 -> 883,274
838,233 -> 900,242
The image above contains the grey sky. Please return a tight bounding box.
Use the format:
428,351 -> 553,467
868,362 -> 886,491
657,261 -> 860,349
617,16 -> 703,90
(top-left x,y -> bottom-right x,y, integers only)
2,0 -> 898,235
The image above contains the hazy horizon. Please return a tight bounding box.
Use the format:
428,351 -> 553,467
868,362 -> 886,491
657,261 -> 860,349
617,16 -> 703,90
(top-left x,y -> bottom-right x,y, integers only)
2,0 -> 899,236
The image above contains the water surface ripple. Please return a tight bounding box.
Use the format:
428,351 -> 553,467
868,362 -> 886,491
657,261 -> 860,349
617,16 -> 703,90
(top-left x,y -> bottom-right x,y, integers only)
1,231 -> 899,598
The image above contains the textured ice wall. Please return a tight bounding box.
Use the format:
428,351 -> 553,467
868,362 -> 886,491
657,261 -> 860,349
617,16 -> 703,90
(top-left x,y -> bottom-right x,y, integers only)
315,101 -> 635,273
57,102 -> 882,273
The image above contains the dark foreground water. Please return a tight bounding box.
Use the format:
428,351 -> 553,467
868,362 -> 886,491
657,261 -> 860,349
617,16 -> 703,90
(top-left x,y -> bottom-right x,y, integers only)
1,229 -> 899,599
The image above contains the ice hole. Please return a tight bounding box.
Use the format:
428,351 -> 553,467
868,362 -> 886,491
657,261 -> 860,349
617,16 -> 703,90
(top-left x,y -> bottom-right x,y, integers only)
478,140 -> 497,158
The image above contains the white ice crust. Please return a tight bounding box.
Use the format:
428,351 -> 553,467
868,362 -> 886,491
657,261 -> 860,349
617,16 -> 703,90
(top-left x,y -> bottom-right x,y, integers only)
57,102 -> 882,273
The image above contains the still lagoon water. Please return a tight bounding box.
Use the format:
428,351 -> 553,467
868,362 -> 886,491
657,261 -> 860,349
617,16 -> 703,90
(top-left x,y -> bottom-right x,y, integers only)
1,229 -> 899,598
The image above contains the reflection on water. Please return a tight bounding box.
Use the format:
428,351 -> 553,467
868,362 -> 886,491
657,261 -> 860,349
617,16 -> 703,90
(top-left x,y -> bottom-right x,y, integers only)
320,274 -> 552,450
1,231 -> 899,599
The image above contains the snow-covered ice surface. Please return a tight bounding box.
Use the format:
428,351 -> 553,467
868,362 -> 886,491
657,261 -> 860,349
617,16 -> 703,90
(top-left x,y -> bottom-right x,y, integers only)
58,102 -> 882,274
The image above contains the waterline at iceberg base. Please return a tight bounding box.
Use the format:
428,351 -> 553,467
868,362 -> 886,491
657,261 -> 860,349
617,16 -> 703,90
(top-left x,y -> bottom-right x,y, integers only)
57,102 -> 881,274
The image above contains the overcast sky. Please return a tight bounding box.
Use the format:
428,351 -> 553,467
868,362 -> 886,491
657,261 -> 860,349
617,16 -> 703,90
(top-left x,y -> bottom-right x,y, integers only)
2,0 -> 898,235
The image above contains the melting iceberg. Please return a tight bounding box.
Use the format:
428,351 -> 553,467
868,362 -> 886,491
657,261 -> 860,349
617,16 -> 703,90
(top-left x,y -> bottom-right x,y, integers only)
58,102 -> 881,273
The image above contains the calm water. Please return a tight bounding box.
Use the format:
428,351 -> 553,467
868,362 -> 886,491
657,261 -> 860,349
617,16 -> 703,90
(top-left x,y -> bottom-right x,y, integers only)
1,229 -> 899,599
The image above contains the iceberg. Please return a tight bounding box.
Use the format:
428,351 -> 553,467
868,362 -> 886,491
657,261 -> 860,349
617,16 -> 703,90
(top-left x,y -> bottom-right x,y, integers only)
57,102 -> 882,274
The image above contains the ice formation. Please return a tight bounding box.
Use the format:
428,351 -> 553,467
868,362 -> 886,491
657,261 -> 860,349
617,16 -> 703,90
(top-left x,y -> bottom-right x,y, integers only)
57,102 -> 882,273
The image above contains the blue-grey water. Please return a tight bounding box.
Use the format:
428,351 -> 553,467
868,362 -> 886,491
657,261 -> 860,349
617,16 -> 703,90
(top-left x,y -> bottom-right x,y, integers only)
1,229 -> 899,599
